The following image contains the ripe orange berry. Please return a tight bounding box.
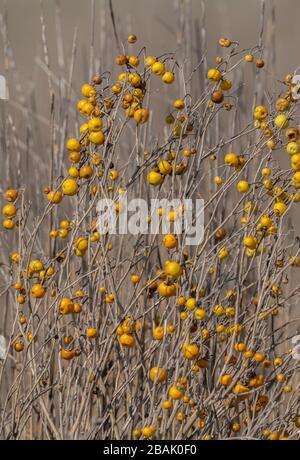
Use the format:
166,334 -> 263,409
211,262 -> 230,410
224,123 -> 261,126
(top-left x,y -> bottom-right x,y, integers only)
174,99 -> 185,110
4,189 -> 18,202
47,190 -> 62,204
168,385 -> 184,400
2,204 -> 16,218
31,284 -> 45,299
59,297 -> 74,315
88,117 -> 103,132
66,138 -> 81,152
163,400 -> 173,409
69,151 -> 81,163
231,423 -> 241,433
86,328 -> 97,339
17,294 -> 25,304
149,367 -> 168,382
153,326 -> 165,340
19,316 -> 27,325
60,348 -> 77,360
243,236 -> 258,250
165,261 -> 182,279
14,340 -> 24,352
234,342 -> 246,352
89,131 -> 105,145
254,352 -> 265,362
183,343 -> 200,360
163,234 -> 178,249
119,333 -> 135,347
220,374 -> 232,386
3,219 -> 15,229
79,165 -> 93,179
134,108 -> 149,124
142,426 -> 156,439
131,274 -> 140,284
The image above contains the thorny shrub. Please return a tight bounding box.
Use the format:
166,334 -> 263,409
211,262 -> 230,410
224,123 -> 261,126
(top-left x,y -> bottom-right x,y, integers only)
1,30 -> 300,440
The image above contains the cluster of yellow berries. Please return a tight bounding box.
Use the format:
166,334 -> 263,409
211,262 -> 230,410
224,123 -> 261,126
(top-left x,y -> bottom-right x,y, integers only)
3,33 -> 300,441
2,189 -> 18,229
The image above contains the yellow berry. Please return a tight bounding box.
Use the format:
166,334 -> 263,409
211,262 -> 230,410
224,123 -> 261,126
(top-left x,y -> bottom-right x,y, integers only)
152,61 -> 165,75
147,170 -> 163,186
62,179 -> 78,196
207,68 -> 222,81
274,114 -> 289,129
237,180 -> 249,193
66,138 -> 81,152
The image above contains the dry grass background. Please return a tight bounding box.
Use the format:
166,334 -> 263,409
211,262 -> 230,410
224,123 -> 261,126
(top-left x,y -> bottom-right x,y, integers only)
0,0 -> 300,440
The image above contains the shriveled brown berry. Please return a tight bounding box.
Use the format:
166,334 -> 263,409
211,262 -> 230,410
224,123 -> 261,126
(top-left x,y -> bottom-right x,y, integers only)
219,37 -> 232,47
128,34 -> 137,44
275,98 -> 289,112
215,227 -> 226,240
252,296 -> 259,306
285,73 -> 293,83
263,127 -> 273,137
211,90 -> 224,103
223,103 -> 233,111
115,55 -> 127,66
286,128 -> 299,141
43,186 -> 50,194
93,108 -> 101,117
256,59 -> 264,68
92,75 -> 102,85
